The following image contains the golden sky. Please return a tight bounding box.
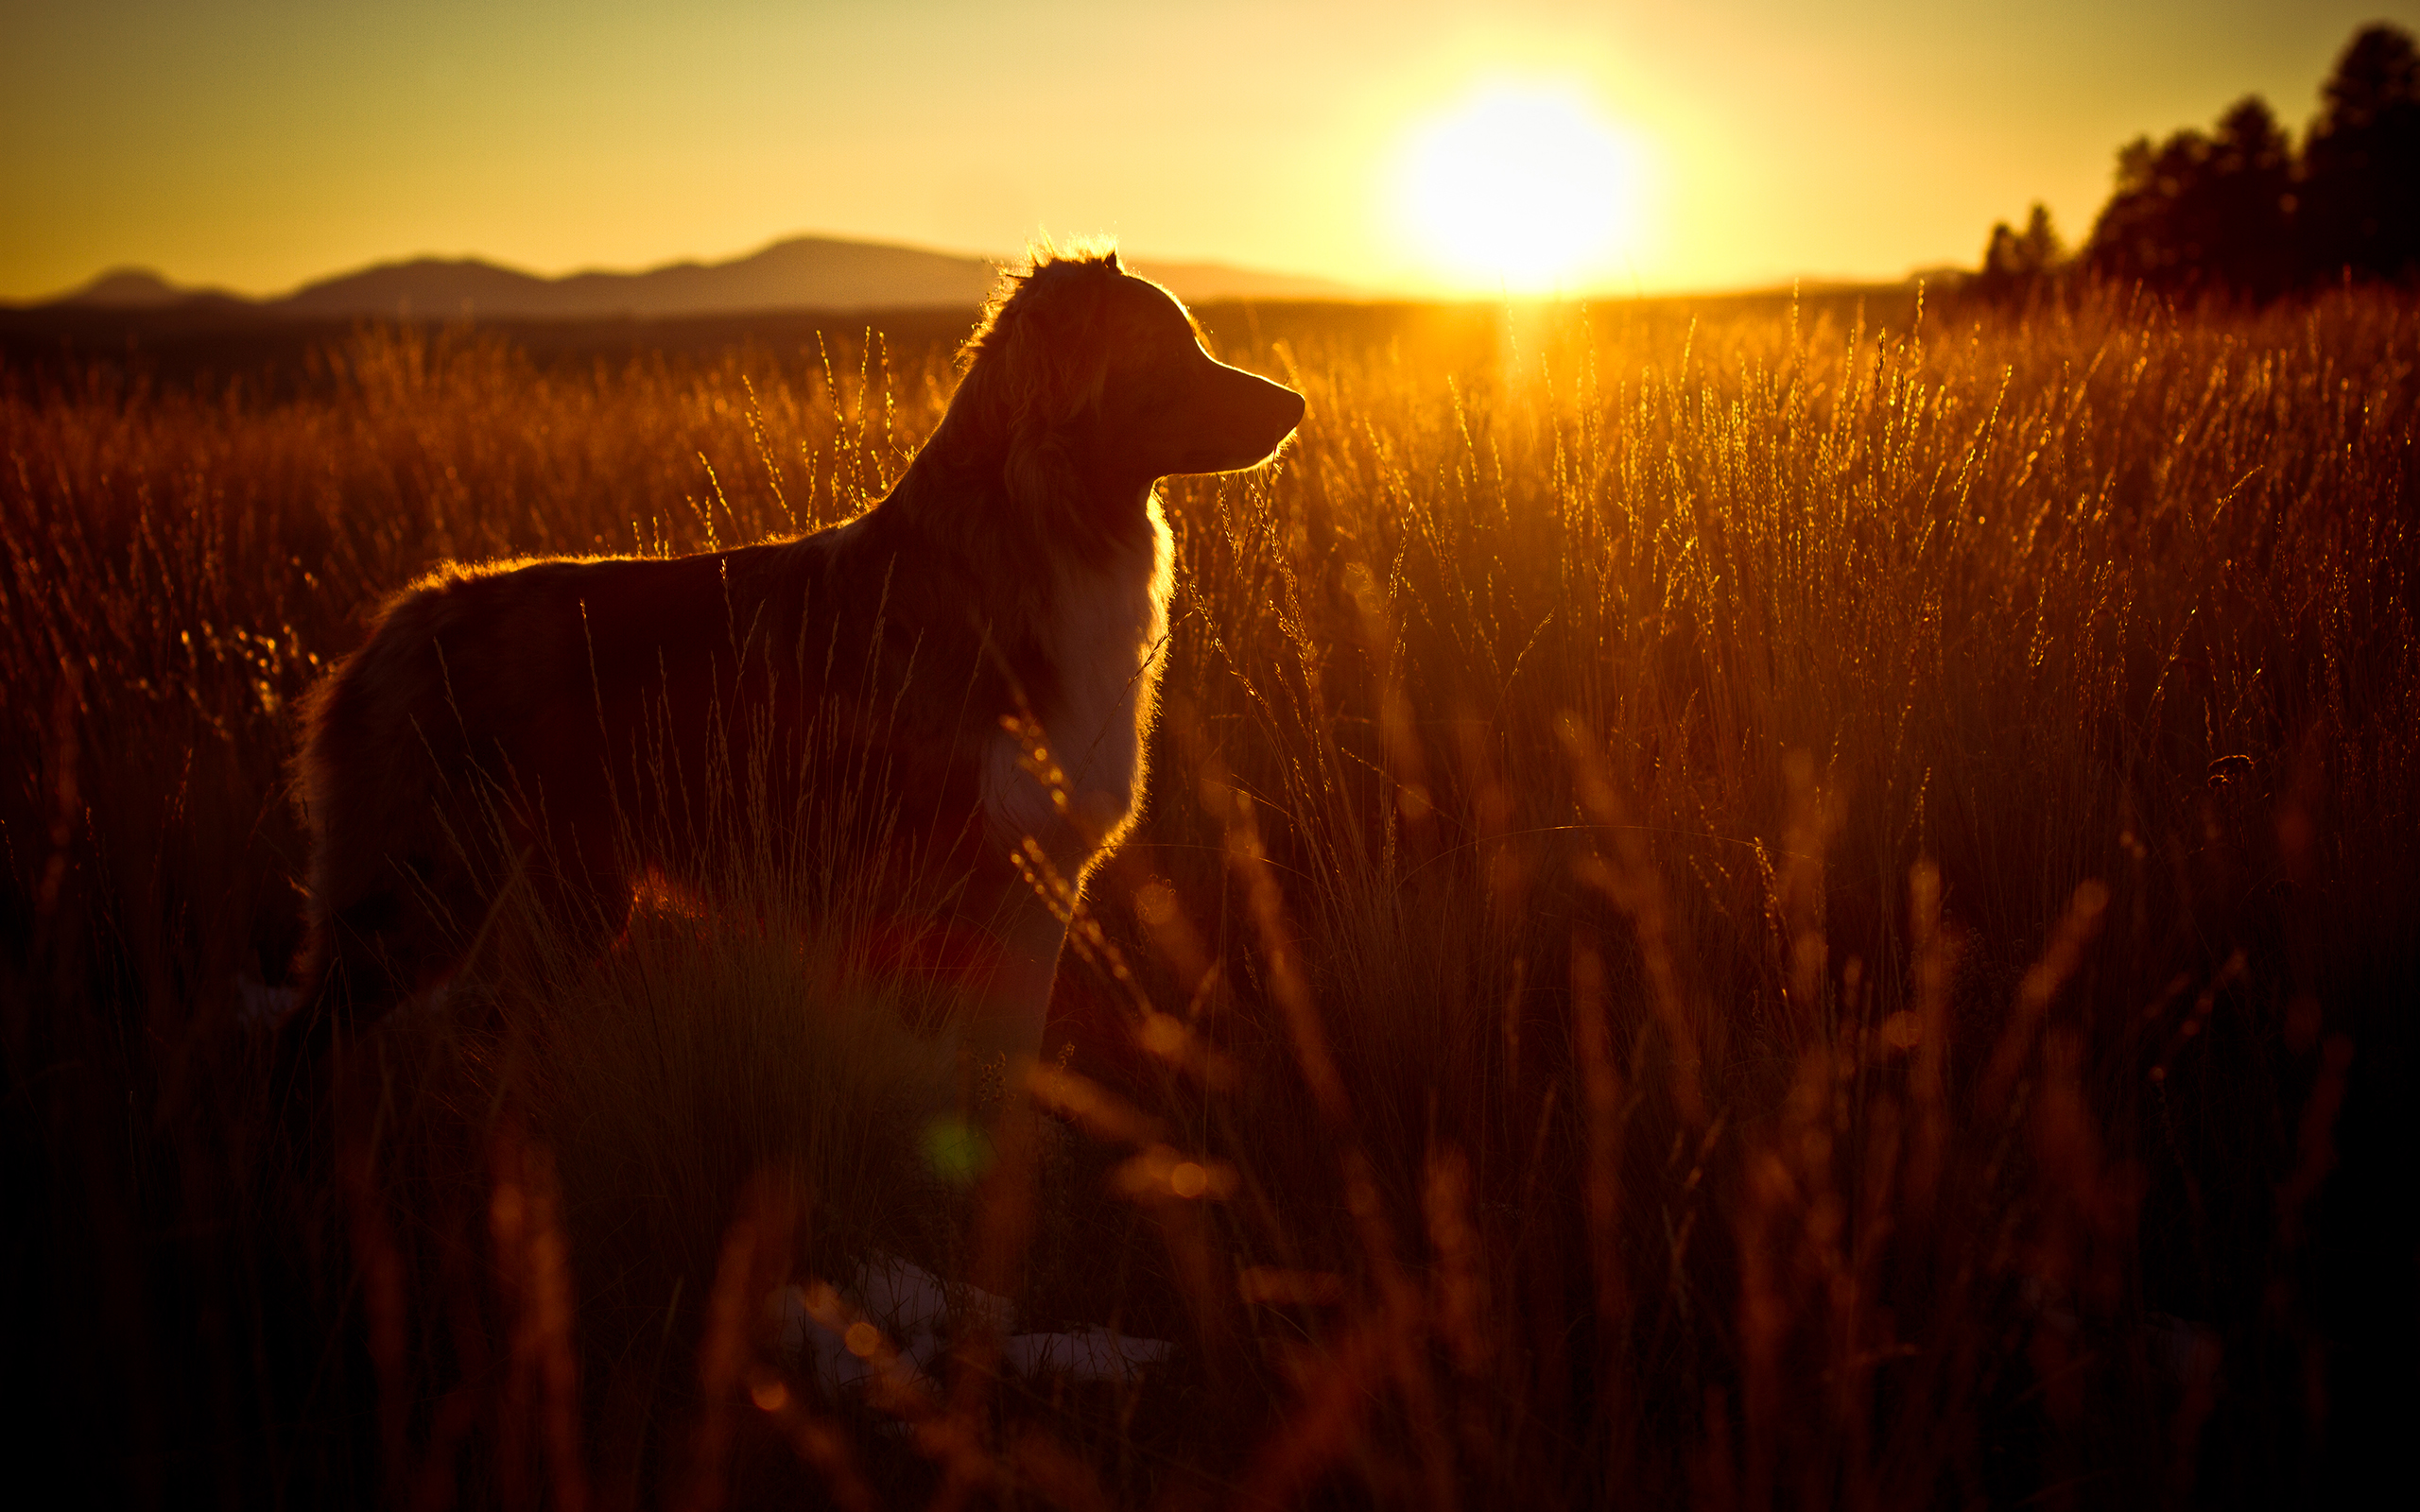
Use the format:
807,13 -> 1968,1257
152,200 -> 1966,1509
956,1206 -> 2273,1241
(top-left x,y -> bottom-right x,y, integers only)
5,0 -> 2414,301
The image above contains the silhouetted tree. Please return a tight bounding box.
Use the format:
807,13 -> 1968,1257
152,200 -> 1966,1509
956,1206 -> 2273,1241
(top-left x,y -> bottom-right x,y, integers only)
1973,203 -> 2067,304
2300,23 -> 2420,283
1988,22 -> 2420,303
2083,95 -> 2294,300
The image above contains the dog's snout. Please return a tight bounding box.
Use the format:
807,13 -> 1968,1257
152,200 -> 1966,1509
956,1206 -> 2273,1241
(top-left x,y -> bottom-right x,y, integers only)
1238,369 -> 1305,442
1179,361 -> 1307,475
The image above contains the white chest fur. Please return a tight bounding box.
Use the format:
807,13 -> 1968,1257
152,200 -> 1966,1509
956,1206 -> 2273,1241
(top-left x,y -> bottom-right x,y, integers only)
980,499 -> 1175,872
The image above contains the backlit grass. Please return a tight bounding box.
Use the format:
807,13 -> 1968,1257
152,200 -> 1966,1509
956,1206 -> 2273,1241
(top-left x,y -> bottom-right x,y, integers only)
4,285 -> 2413,1507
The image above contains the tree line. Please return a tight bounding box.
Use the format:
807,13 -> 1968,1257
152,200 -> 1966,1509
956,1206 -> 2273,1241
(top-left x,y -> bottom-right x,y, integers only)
1974,22 -> 2419,303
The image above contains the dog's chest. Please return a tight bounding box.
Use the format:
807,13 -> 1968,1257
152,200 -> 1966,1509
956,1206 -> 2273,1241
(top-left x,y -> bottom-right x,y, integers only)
981,507 -> 1174,867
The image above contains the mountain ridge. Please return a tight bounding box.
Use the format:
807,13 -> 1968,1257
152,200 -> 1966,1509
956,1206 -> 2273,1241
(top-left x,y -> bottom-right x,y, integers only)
26,235 -> 1367,318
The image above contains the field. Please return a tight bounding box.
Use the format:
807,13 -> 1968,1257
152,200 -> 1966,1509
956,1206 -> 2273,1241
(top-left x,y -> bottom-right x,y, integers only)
4,285 -> 2414,1509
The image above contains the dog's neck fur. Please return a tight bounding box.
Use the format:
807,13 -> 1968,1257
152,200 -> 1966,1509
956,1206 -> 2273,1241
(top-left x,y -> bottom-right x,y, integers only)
904,385 -> 1158,544
872,378 -> 1174,868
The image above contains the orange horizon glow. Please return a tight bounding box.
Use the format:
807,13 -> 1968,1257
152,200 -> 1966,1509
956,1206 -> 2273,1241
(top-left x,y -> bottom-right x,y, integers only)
4,2 -> 2413,304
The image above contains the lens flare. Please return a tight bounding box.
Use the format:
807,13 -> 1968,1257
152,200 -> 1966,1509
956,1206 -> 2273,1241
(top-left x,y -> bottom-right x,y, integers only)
1399,84 -> 1649,294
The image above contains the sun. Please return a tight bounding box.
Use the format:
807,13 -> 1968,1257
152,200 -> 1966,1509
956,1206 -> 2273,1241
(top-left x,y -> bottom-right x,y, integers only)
1397,84 -> 1649,295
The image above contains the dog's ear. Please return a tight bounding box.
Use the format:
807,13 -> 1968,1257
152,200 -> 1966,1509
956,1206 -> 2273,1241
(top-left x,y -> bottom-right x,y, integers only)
952,255 -> 1130,526
989,264 -> 1116,516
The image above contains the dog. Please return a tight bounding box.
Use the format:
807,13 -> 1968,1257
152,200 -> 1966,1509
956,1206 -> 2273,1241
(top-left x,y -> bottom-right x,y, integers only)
275,247 -> 1304,1096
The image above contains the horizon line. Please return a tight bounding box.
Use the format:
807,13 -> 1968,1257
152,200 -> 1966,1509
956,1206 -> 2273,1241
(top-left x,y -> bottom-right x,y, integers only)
21,230 -> 1960,310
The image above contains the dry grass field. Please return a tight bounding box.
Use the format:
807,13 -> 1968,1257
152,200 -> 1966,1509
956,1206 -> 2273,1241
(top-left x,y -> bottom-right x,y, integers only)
3,285 -> 2414,1509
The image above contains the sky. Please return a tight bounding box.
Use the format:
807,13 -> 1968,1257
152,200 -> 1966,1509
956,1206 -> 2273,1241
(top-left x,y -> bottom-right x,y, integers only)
5,0 -> 2416,301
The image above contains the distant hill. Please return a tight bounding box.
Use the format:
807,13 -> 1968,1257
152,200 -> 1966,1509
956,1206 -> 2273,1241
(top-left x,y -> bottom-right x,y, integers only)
27,236 -> 1365,318
56,268 -> 248,309
58,269 -> 192,308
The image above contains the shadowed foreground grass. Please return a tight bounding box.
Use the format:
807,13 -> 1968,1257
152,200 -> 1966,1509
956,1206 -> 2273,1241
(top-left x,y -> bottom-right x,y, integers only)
3,286 -> 2414,1508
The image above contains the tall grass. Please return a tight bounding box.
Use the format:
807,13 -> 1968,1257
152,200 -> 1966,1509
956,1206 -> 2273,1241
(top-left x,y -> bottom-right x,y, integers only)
3,286 -> 2413,1508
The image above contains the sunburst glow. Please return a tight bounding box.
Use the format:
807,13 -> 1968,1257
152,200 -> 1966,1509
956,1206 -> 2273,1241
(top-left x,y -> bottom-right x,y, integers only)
1398,84 -> 1649,294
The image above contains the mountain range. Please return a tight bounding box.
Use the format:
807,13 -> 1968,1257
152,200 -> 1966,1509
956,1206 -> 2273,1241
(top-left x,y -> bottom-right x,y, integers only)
31,235 -> 1363,318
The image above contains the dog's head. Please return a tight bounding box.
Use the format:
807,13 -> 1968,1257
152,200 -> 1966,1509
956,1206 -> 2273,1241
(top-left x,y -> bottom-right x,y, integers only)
956,247 -> 1305,530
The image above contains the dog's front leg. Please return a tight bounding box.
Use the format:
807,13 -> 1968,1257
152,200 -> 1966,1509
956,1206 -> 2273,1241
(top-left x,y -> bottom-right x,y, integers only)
959,888 -> 1068,1095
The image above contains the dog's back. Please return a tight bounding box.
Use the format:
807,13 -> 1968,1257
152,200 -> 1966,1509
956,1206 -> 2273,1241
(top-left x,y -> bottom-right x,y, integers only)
294,524 -> 947,1003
